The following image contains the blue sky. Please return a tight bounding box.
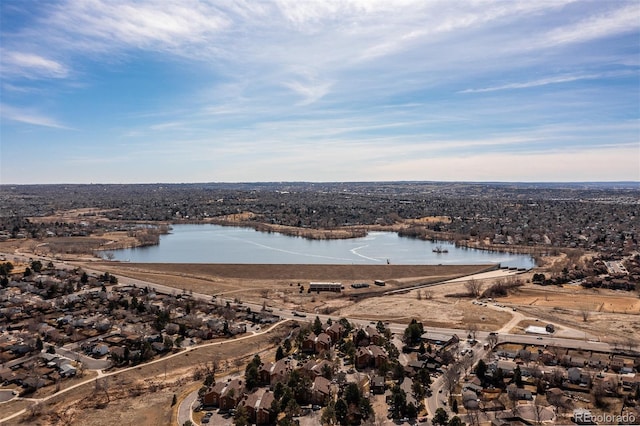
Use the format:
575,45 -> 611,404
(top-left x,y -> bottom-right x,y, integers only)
1,0 -> 639,184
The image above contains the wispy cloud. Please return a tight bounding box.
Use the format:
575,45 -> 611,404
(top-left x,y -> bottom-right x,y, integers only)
0,104 -> 73,130
43,0 -> 230,54
283,78 -> 333,105
459,71 -> 629,93
541,3 -> 640,48
1,51 -> 69,79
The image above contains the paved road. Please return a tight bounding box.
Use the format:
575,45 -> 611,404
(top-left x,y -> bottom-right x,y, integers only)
177,389 -> 198,426
0,251 -> 618,424
0,320 -> 290,425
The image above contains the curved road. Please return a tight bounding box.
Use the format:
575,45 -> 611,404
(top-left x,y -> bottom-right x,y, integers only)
177,390 -> 198,426
0,251 -> 615,424
0,320 -> 290,425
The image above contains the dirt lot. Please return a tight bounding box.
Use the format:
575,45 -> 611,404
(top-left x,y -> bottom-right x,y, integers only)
496,284 -> 640,342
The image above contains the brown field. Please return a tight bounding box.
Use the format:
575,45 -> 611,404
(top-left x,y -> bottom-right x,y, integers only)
9,322 -> 296,425
496,284 -> 640,342
27,208 -> 120,224
501,286 -> 640,314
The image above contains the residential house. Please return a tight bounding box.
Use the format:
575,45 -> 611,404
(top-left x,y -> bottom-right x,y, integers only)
610,357 -> 625,372
463,390 -> 480,410
506,384 -> 532,401
302,333 -> 332,354
202,378 -> 245,409
256,391 -> 275,425
622,374 -> 640,391
259,359 -> 294,386
325,322 -> 345,344
355,345 -> 387,370
567,367 -> 590,386
309,376 -> 332,405
92,343 -> 109,357
301,359 -> 333,380
371,375 -> 385,394
220,379 -> 245,410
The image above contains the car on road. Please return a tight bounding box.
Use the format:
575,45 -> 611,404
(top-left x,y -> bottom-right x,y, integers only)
536,337 -> 543,340
292,311 -> 307,317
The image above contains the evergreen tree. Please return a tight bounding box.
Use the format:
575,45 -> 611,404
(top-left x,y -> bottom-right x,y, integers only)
275,345 -> 285,361
433,407 -> 449,426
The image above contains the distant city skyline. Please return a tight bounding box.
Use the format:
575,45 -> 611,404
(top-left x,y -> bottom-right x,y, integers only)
1,0 -> 639,184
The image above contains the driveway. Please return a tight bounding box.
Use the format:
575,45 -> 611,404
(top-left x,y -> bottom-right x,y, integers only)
55,347 -> 111,370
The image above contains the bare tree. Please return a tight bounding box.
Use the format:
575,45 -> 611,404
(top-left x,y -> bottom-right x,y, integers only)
424,290 -> 433,300
465,279 -> 483,298
94,377 -> 110,405
533,398 -> 547,425
487,334 -> 498,349
579,306 -> 590,322
443,362 -> 461,395
467,323 -> 479,341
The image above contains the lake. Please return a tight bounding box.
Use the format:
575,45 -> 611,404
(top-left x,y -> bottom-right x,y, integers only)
108,224 -> 535,268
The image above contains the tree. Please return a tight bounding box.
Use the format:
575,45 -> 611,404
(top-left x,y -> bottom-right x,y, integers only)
171,394 -> 177,406
31,260 -> 43,273
24,267 -> 32,277
0,262 -> 14,276
464,278 -> 482,297
406,402 -> 418,419
390,384 -> 407,419
475,360 -> 487,384
234,405 -> 249,426
344,382 -> 361,405
448,416 -> 465,426
513,365 -> 522,387
467,323 -> 478,341
358,396 -> 374,422
443,363 -> 461,395
487,333 -> 498,349
412,380 -> 426,403
451,398 -> 458,413
276,345 -> 285,361
313,316 -> 323,335
321,400 -> 336,425
403,319 -> 424,345
433,407 -> 449,426
335,398 -> 348,425
580,306 -> 590,322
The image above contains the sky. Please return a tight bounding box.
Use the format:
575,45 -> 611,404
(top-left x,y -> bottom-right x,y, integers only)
1,0 -> 639,184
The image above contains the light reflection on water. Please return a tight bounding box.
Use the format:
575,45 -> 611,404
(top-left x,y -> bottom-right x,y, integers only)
109,224 -> 535,268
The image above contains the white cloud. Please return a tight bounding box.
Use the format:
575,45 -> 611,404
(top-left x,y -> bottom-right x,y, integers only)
541,3 -> 640,48
44,0 -> 230,53
0,104 -> 73,129
283,78 -> 333,105
1,51 -> 69,79
459,71 -> 630,93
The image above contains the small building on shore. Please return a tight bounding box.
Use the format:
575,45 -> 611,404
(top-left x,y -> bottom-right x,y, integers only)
309,282 -> 343,292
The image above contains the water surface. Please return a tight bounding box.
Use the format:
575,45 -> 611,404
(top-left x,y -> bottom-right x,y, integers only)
108,224 -> 534,268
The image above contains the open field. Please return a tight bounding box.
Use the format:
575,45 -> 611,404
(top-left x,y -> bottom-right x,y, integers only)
494,284 -> 640,342
84,261 -> 640,342
7,322 -> 295,425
